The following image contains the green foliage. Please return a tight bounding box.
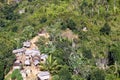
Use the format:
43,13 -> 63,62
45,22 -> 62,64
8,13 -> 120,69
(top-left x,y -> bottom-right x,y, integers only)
90,69 -> 105,80
100,23 -> 111,35
61,19 -> 76,31
0,35 -> 16,80
22,26 -> 35,40
40,55 -> 62,74
58,65 -> 72,80
2,4 -> 19,20
82,48 -> 93,59
0,19 -> 6,27
0,0 -> 120,79
11,69 -> 23,80
0,62 -> 4,80
108,43 -> 120,65
40,17 -> 47,23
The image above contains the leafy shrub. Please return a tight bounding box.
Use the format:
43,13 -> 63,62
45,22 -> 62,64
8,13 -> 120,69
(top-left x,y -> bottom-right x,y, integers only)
0,19 -> 6,27
12,26 -> 18,32
100,23 -> 111,35
61,19 -> 76,31
66,19 -> 76,31
89,69 -> 105,80
40,17 -> 47,23
28,0 -> 33,2
11,69 -> 23,80
61,22 -> 67,30
22,26 -> 35,40
2,4 -> 19,20
58,66 -> 72,80
108,43 -> 120,65
0,62 -> 4,80
82,49 -> 93,59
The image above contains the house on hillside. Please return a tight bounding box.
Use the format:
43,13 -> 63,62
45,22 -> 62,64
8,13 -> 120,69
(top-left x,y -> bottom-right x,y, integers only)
20,70 -> 27,78
19,9 -> 25,14
23,41 -> 31,48
32,55 -> 40,66
33,60 -> 40,66
31,49 -> 40,57
13,60 -> 22,70
82,27 -> 88,32
25,50 -> 33,56
12,48 -> 25,54
33,55 -> 40,61
40,54 -> 48,63
25,49 -> 40,57
24,59 -> 31,66
37,71 -> 50,80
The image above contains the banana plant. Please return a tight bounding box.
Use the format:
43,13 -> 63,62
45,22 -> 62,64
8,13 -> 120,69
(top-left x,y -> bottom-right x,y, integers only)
40,54 -> 62,74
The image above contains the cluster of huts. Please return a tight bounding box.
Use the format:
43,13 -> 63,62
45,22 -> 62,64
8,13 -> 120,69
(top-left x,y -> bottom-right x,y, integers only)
12,41 -> 50,80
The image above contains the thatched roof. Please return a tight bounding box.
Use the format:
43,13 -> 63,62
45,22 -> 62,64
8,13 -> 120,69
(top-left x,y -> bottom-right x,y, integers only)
37,71 -> 50,79
33,60 -> 39,66
40,54 -> 48,60
25,49 -> 40,56
32,56 -> 40,61
12,48 -> 25,54
23,41 -> 31,48
25,60 -> 31,66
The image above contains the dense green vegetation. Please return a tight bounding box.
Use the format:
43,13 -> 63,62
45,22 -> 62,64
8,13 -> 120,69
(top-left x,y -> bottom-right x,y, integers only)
11,69 -> 23,80
0,0 -> 120,80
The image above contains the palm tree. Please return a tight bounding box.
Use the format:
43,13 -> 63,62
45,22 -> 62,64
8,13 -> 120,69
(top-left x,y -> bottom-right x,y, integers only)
40,55 -> 62,74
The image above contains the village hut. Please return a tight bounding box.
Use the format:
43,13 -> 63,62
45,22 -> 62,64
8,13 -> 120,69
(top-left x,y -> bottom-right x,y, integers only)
32,55 -> 40,66
82,27 -> 88,32
23,41 -> 31,48
33,60 -> 40,66
20,70 -> 27,78
31,49 -> 40,57
12,48 -> 25,54
26,69 -> 32,75
25,50 -> 33,56
40,54 -> 48,63
37,71 -> 50,80
24,59 -> 31,66
13,60 -> 22,70
19,9 -> 25,14
26,56 -> 30,60
32,55 -> 40,61
25,49 -> 40,56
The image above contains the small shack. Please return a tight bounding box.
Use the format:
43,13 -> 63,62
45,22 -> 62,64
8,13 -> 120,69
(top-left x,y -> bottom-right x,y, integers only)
40,54 -> 48,63
37,71 -> 50,80
25,50 -> 33,56
13,60 -> 22,70
25,49 -> 40,57
33,55 -> 40,61
19,9 -> 25,14
82,27 -> 88,32
20,70 -> 27,78
33,60 -> 40,66
31,49 -> 40,57
24,59 -> 31,66
23,41 -> 31,48
12,48 -> 25,54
